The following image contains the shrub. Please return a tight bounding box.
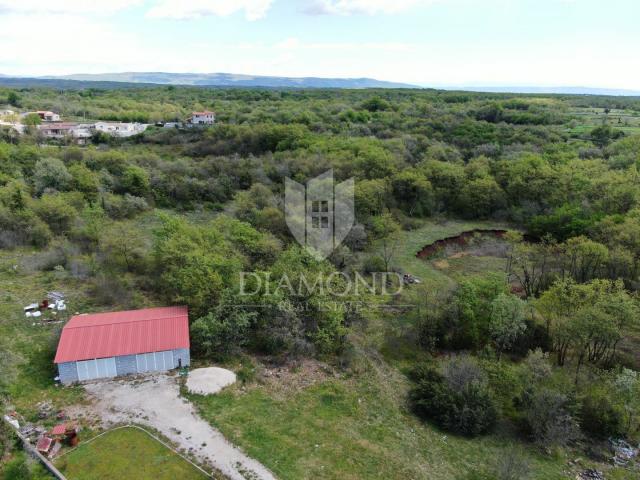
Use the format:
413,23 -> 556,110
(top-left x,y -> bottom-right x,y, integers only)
102,193 -> 149,219
2,454 -> 30,480
191,296 -> 256,359
523,349 -> 552,381
362,255 -> 386,274
33,157 -> 72,195
493,449 -> 530,480
580,394 -> 624,439
32,194 -> 78,235
523,388 -> 580,449
410,361 -> 497,436
90,273 -> 133,307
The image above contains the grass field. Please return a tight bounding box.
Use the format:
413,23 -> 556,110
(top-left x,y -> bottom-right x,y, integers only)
190,359 -> 572,480
55,427 -> 209,480
187,221 -> 563,480
567,107 -> 640,136
188,222 -> 638,480
384,219 -> 509,290
0,248 -> 92,418
2,221 -> 635,480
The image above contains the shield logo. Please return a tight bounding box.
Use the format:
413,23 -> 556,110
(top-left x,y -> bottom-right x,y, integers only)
285,170 -> 355,259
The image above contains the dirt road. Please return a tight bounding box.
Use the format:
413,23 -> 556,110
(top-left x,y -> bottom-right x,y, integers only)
79,374 -> 276,480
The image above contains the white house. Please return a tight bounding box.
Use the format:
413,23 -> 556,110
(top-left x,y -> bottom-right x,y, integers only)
70,124 -> 94,145
37,111 -> 61,122
0,120 -> 23,134
93,122 -> 148,138
188,111 -> 215,125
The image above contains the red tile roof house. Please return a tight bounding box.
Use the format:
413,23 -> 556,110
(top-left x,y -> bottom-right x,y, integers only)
187,111 -> 215,125
54,306 -> 190,384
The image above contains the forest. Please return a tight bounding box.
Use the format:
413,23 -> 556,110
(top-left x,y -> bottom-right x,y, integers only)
1,85 -> 640,480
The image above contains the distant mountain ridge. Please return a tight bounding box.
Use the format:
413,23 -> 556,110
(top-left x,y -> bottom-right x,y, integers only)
1,72 -> 638,96
43,72 -> 418,89
442,85 -> 640,96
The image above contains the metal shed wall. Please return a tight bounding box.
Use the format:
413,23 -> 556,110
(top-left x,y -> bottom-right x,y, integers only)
57,347 -> 190,385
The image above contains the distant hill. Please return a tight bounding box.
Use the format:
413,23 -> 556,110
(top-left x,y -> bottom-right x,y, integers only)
0,77 -> 150,89
42,72 -> 417,89
443,85 -> 640,96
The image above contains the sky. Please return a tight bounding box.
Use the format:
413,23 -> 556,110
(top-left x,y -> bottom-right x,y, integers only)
1,0 -> 639,89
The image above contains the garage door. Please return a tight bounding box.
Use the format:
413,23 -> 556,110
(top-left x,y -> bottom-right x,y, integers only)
76,357 -> 117,381
135,350 -> 175,373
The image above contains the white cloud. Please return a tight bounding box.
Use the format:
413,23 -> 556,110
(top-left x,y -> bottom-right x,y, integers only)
0,0 -> 141,15
146,0 -> 273,21
304,0 -> 437,15
0,13 -> 156,76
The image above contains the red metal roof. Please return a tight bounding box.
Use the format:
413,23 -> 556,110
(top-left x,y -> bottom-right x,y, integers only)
54,306 -> 189,363
36,436 -> 53,452
51,424 -> 67,435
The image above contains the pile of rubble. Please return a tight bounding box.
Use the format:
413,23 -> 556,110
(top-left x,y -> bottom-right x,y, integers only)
24,292 -> 67,320
4,403 -> 79,460
610,438 -> 639,467
576,469 -> 605,480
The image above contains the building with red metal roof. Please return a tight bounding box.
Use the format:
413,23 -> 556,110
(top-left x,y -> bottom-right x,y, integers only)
55,306 -> 190,384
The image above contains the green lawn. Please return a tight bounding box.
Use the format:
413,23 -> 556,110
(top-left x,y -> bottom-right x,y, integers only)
386,219 -> 509,291
567,107 -> 640,136
0,248 -> 93,418
189,361 -> 570,480
55,427 -> 210,480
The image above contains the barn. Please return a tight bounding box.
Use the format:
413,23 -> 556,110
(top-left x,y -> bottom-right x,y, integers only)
54,306 -> 190,384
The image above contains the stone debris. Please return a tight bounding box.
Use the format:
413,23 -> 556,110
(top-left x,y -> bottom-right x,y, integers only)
36,401 -> 53,419
609,438 -> 639,467
576,469 -> 605,480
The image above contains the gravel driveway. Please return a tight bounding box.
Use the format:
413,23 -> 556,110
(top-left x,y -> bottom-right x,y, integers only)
80,374 -> 276,480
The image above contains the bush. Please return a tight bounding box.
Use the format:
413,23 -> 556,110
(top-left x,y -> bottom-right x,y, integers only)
410,361 -> 497,436
362,255 -> 386,274
32,194 -> 78,235
523,388 -> 580,449
523,349 -> 552,382
191,296 -> 256,359
2,454 -> 30,480
0,206 -> 52,248
33,157 -> 72,195
90,273 -> 133,306
102,193 -> 149,219
580,394 -> 624,439
493,449 -> 530,480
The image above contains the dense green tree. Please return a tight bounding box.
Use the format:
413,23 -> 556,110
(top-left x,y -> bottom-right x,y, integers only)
391,168 -> 434,217
33,158 -> 72,195
489,293 -> 527,358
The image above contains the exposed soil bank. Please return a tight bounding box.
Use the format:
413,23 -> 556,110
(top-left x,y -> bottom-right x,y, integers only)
416,229 -> 508,259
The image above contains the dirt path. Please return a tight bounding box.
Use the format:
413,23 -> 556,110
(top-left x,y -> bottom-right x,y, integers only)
77,374 -> 276,480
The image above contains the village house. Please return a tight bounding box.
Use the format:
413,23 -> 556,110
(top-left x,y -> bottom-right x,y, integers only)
187,111 -> 215,125
70,124 -> 94,145
37,111 -> 61,122
0,120 -> 23,134
54,306 -> 190,384
94,121 -> 148,137
38,122 -> 76,139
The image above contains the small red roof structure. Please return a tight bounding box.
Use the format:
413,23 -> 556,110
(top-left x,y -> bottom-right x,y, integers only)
54,306 -> 189,364
50,424 -> 67,436
36,436 -> 53,453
